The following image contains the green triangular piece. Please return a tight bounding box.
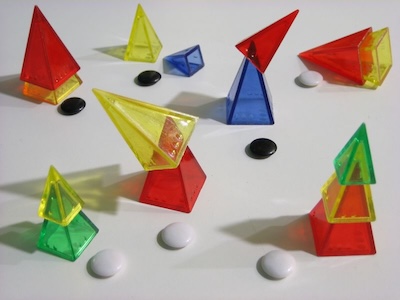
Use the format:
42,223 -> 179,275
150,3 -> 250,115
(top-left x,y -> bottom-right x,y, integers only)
37,211 -> 98,261
334,123 -> 376,185
92,88 -> 198,171
38,166 -> 84,226
124,4 -> 162,62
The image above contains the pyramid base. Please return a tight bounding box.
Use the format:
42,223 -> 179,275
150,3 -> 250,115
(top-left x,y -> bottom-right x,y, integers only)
140,147 -> 206,213
124,45 -> 162,63
22,74 -> 82,105
37,211 -> 98,261
309,199 -> 376,256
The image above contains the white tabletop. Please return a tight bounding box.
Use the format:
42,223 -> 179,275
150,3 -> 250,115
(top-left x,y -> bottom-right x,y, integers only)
1,0 -> 399,299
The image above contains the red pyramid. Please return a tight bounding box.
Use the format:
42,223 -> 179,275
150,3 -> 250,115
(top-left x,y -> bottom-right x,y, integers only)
236,10 -> 299,73
20,6 -> 80,90
298,28 -> 372,85
140,147 -> 206,213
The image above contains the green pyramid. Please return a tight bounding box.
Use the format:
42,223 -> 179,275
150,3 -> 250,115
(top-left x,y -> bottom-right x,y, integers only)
38,166 -> 84,226
334,123 -> 376,185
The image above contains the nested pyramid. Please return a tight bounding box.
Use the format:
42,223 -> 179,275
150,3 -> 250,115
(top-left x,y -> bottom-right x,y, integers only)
299,27 -> 392,88
236,10 -> 299,73
334,123 -> 375,186
124,4 -> 162,62
37,166 -> 98,261
38,165 -> 84,226
226,57 -> 274,125
92,88 -> 198,171
163,45 -> 205,77
140,147 -> 206,213
20,6 -> 82,104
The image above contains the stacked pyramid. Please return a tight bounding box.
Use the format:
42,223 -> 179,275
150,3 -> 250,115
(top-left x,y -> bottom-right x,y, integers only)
309,123 -> 377,256
226,10 -> 299,125
20,6 -> 82,104
299,27 -> 392,89
92,89 -> 206,213
37,166 -> 98,261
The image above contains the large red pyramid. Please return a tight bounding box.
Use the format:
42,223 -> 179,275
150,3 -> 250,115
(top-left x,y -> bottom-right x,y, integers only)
236,10 -> 299,73
20,6 -> 80,90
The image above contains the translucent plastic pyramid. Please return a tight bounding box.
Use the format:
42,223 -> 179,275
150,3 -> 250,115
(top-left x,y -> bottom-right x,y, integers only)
38,166 -> 84,226
20,6 -> 82,104
140,147 -> 206,213
92,88 -> 198,171
124,4 -> 162,62
163,45 -> 205,77
226,57 -> 274,125
299,27 -> 392,88
334,123 -> 375,186
236,10 -> 299,73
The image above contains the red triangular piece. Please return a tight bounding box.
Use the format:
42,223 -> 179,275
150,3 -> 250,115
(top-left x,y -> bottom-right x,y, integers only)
298,28 -> 372,85
236,10 -> 299,73
140,147 -> 206,213
20,6 -> 80,90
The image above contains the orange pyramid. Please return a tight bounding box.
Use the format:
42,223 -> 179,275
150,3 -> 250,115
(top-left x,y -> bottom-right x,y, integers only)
236,10 -> 299,73
299,28 -> 372,85
20,6 -> 80,91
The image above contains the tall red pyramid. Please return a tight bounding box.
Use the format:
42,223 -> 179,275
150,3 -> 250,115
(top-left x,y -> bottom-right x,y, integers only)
298,28 -> 372,85
20,6 -> 80,90
236,10 -> 299,73
140,147 -> 206,213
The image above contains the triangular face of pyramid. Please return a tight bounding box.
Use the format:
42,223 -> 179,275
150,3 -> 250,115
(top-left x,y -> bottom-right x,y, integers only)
20,6 -> 80,90
140,147 -> 206,213
236,10 -> 299,73
37,211 -> 98,261
124,4 -> 162,62
299,28 -> 372,85
334,123 -> 376,185
92,89 -> 198,171
163,45 -> 205,76
38,166 -> 84,226
321,172 -> 376,223
226,58 -> 274,125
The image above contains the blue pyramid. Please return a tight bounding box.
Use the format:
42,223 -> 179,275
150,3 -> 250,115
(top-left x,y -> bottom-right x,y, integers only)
163,45 -> 204,77
226,58 -> 274,125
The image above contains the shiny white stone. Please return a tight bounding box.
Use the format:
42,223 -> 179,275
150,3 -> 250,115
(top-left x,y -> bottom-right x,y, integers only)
260,250 -> 295,279
90,249 -> 125,278
298,70 -> 323,87
161,222 -> 195,249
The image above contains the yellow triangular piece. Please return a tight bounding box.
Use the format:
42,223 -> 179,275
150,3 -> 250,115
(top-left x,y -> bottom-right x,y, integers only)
92,88 -> 198,171
38,166 -> 84,226
124,4 -> 162,62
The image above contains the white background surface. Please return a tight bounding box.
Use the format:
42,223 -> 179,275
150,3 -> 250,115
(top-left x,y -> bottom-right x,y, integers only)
1,0 -> 399,299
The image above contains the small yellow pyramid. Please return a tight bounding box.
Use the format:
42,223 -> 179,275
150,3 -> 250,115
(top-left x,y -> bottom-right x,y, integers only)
124,4 -> 162,62
92,88 -> 198,171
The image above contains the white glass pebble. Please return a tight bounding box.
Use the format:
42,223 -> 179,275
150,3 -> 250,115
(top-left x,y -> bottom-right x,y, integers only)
161,222 -> 195,249
298,70 -> 323,87
90,249 -> 125,278
260,250 -> 295,279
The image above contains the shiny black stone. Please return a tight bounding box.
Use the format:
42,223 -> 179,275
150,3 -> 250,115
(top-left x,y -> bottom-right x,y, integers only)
249,138 -> 277,159
59,97 -> 86,115
136,70 -> 161,86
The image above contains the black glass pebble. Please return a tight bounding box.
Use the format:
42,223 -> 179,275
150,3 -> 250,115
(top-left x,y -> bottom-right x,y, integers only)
59,97 -> 86,115
249,138 -> 277,159
136,70 -> 161,86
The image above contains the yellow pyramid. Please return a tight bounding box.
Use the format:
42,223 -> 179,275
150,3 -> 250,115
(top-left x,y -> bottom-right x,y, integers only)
92,88 -> 198,171
38,166 -> 84,226
124,4 -> 162,62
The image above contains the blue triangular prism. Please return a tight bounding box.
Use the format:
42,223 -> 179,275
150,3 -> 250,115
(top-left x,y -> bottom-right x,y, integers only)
226,58 -> 274,125
163,45 -> 204,77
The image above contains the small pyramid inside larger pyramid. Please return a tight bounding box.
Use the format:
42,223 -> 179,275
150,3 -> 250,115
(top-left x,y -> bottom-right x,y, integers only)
92,88 -> 198,171
124,4 -> 162,62
38,166 -> 84,227
334,123 -> 376,185
235,9 -> 299,73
